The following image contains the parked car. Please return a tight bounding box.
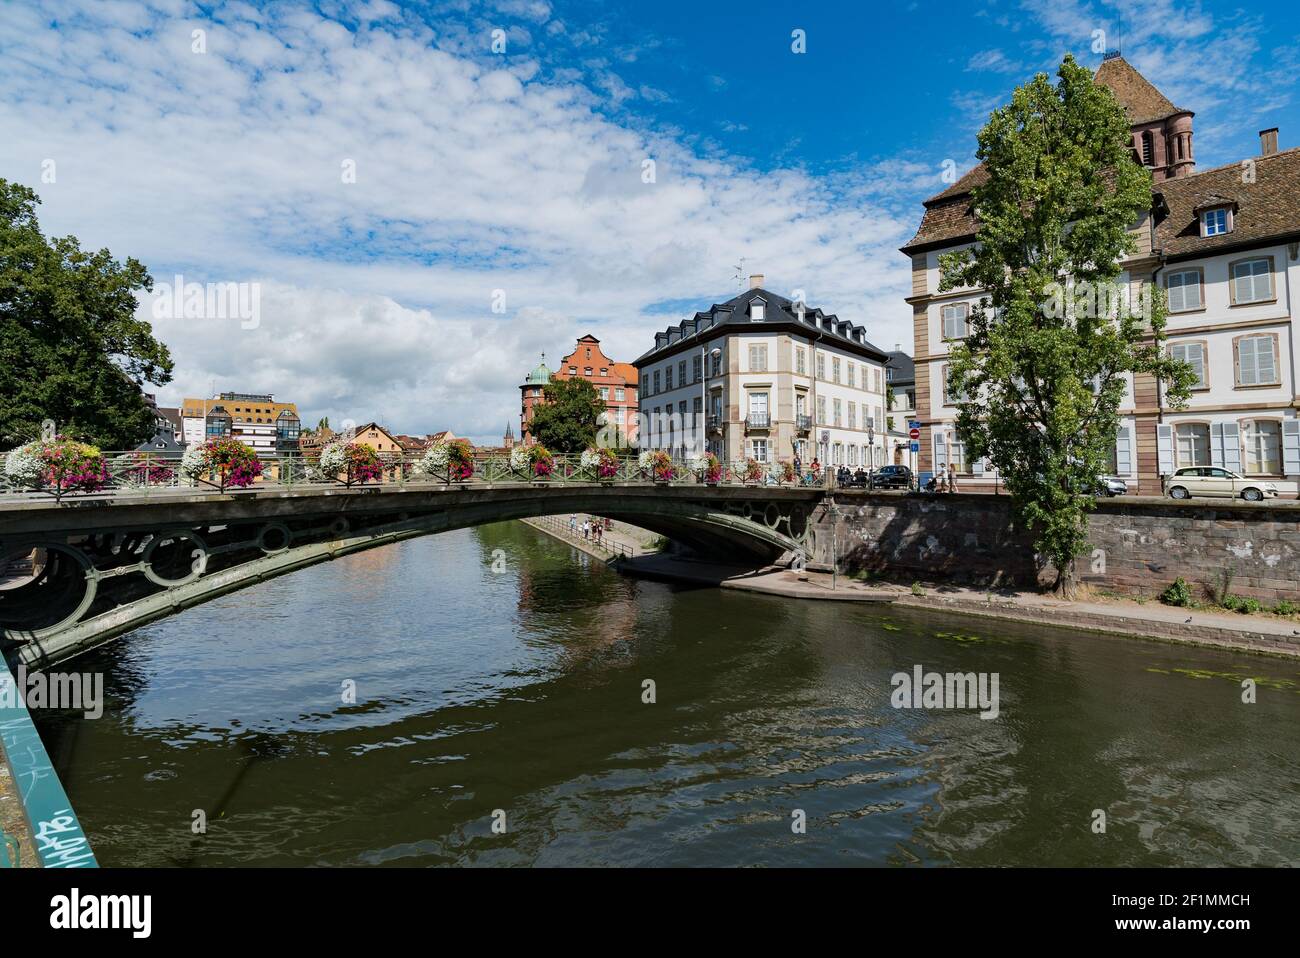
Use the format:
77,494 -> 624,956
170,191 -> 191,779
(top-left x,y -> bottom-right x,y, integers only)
1162,467 -> 1279,502
870,465 -> 913,490
1092,475 -> 1128,497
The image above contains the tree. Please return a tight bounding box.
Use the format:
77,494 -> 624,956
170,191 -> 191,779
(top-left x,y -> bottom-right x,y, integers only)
529,376 -> 605,453
940,56 -> 1195,594
0,179 -> 173,449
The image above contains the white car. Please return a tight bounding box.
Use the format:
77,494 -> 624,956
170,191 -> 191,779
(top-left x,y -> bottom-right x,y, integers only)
1162,467 -> 1278,502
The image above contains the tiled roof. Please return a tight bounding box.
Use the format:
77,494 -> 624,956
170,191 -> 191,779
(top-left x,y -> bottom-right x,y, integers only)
885,350 -> 915,386
1155,147 -> 1300,258
635,287 -> 890,364
1094,55 -> 1187,125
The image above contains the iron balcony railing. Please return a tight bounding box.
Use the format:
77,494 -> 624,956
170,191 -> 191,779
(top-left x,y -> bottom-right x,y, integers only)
744,413 -> 771,430
795,414 -> 812,432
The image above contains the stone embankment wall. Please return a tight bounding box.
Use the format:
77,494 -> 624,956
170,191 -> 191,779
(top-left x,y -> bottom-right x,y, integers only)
812,492 -> 1300,603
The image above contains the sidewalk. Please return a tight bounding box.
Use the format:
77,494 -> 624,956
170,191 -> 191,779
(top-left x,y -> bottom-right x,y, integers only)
520,514 -> 654,561
619,553 -> 898,602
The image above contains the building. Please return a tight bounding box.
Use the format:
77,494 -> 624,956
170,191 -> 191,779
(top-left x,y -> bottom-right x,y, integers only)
519,356 -> 552,442
885,348 -> 918,471
181,392 -> 301,455
552,335 -> 640,445
138,393 -> 185,452
634,275 -> 891,467
902,54 -> 1300,494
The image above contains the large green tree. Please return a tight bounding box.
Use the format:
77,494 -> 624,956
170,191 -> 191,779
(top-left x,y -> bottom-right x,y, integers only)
940,56 -> 1195,593
0,179 -> 173,449
529,376 -> 605,453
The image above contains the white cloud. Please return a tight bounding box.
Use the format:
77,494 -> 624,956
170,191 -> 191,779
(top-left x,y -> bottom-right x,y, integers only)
0,0 -> 915,442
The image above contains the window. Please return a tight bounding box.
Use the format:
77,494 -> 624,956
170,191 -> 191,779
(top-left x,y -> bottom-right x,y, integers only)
886,367 -> 893,382
599,387 -> 609,400
816,396 -> 827,425
833,399 -> 842,427
1170,342 -> 1207,389
1166,269 -> 1202,312
615,388 -> 625,402
653,370 -> 661,393
872,368 -> 880,392
832,357 -> 841,383
1236,334 -> 1278,386
751,439 -> 768,462
942,303 -> 969,339
816,353 -> 826,379
1175,423 -> 1210,467
748,344 -> 768,372
600,367 -> 608,377
847,363 -> 855,388
711,352 -> 722,376
569,366 -> 577,375
1201,208 -> 1228,236
750,300 -> 766,321
693,356 -> 702,381
1230,258 -> 1272,304
678,361 -> 687,385
747,391 -> 769,425
584,367 -> 592,377
1242,420 -> 1282,474
795,348 -> 806,375
665,366 -> 674,390
943,364 -> 966,403
847,402 -> 856,429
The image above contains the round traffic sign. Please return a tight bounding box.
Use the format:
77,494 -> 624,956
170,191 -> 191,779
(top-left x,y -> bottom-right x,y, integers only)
908,426 -> 920,440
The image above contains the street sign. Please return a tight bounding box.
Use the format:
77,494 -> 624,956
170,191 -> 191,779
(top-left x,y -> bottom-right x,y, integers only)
908,420 -> 920,430
908,426 -> 921,440
820,430 -> 830,443
910,441 -> 920,452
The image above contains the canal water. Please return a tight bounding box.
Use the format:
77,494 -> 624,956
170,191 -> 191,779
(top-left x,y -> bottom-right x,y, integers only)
32,522 -> 1300,867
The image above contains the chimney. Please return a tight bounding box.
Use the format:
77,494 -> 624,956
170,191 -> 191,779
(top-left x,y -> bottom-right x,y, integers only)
1260,128 -> 1279,156
748,273 -> 764,290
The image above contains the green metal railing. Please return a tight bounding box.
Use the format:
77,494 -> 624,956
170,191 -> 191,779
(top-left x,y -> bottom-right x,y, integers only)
0,449 -> 831,502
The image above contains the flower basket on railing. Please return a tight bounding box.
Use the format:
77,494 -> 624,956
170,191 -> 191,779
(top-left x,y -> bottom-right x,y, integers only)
774,459 -> 797,485
3,436 -> 111,501
320,440 -> 383,486
580,447 -> 619,481
511,443 -> 555,480
741,457 -> 764,484
180,437 -> 263,492
419,438 -> 475,483
112,451 -> 176,489
639,449 -> 676,483
689,452 -> 722,485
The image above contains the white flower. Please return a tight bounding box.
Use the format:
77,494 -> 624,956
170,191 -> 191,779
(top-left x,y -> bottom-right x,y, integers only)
638,449 -> 655,469
510,446 -> 530,471
580,448 -> 601,470
319,440 -> 349,475
179,444 -> 208,483
3,442 -> 44,488
688,454 -> 710,474
419,442 -> 450,474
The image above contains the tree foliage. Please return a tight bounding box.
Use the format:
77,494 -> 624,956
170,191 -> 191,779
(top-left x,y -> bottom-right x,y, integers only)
529,376 -> 606,453
939,56 -> 1196,592
0,179 -> 173,449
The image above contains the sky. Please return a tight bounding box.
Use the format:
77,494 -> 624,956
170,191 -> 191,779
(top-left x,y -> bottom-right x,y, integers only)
2,0 -> 1298,442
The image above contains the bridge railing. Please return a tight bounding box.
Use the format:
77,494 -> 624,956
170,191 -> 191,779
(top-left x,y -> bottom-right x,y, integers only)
0,448 -> 827,501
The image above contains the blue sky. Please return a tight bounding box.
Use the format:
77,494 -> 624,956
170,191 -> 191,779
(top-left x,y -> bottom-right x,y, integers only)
1,0 -> 1297,440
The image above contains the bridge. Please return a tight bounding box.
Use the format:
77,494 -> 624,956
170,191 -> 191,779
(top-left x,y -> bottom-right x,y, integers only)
0,468 -> 826,670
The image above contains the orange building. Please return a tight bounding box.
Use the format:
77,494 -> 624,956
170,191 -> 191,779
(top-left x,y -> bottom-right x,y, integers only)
553,335 -> 639,445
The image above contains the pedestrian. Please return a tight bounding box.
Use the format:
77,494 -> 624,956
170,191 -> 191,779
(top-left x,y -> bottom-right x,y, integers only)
569,513 -> 577,533
935,463 -> 947,493
947,463 -> 958,494
793,454 -> 802,479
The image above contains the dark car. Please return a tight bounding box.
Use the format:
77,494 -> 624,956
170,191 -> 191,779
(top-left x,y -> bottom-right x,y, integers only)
870,465 -> 913,490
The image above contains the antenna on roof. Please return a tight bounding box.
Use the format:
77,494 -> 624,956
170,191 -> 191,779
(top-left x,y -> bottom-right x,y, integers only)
731,257 -> 746,292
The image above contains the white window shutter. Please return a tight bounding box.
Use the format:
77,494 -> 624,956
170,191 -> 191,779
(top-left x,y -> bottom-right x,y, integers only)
1210,422 -> 1225,468
1283,420 -> 1300,474
972,456 -> 984,476
935,433 -> 947,473
1222,422 -> 1241,472
1117,427 -> 1132,475
1157,424 -> 1174,475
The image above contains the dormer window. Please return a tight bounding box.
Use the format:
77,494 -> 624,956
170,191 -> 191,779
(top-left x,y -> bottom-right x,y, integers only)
1201,207 -> 1231,237
750,298 -> 766,321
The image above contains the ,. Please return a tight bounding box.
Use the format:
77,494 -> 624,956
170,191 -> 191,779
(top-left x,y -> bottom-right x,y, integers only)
1162,467 -> 1279,501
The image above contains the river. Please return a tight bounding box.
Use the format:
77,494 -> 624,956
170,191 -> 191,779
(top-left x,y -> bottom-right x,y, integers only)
31,521 -> 1300,866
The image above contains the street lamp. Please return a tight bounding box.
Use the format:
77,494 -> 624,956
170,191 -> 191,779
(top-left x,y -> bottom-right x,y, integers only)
866,420 -> 875,487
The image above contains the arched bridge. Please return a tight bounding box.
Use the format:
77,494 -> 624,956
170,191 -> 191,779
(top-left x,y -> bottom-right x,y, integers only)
0,482 -> 825,669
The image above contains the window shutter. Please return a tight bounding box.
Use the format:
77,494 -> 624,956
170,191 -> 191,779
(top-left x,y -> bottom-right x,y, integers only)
1157,424 -> 1174,475
935,433 -> 947,472
1223,422 -> 1241,472
1283,420 -> 1300,475
1117,427 -> 1132,475
972,456 -> 985,476
1211,422 -> 1225,468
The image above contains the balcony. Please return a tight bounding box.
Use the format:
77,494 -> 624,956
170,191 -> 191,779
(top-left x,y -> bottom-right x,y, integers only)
795,414 -> 812,434
745,413 -> 771,432
706,415 -> 724,436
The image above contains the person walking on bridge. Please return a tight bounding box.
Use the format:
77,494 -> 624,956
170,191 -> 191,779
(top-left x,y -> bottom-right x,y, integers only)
570,513 -> 577,533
